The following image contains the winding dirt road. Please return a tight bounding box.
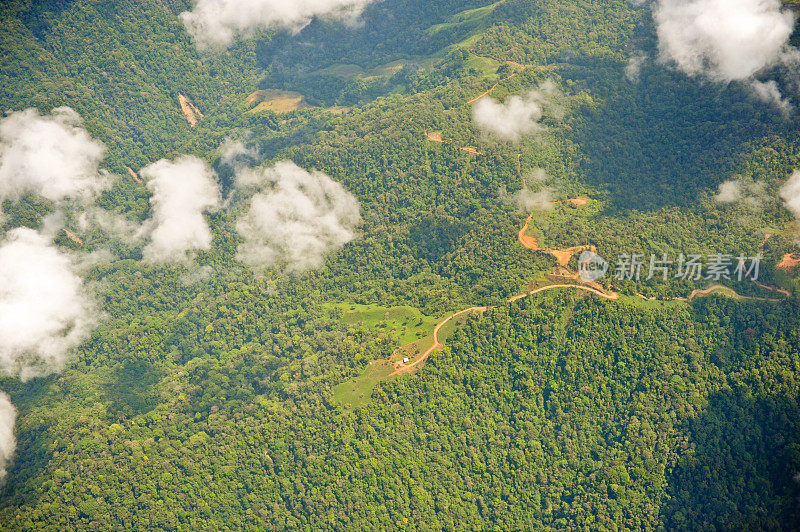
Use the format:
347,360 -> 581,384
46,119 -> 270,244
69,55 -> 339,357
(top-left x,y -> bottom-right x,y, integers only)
521,209 -> 791,301
392,306 -> 488,375
391,205 -> 793,377
465,73 -> 518,105
683,284 -> 785,303
392,283 -> 619,375
518,208 -> 595,266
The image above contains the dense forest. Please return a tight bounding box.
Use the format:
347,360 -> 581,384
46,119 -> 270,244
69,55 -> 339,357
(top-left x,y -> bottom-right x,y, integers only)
1,0 -> 800,529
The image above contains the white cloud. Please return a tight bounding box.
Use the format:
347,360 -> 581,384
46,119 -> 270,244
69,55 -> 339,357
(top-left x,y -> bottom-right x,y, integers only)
140,156 -> 221,263
77,207 -> 143,245
715,180 -> 742,203
181,0 -> 375,50
625,51 -> 648,83
0,108 -> 107,204
506,168 -> 555,211
0,392 -> 15,484
715,176 -> 768,208
220,139 -> 258,168
654,0 -> 794,82
750,79 -> 792,113
781,170 -> 800,225
235,161 -> 360,271
0,228 -> 96,381
472,81 -> 560,142
510,187 -> 555,212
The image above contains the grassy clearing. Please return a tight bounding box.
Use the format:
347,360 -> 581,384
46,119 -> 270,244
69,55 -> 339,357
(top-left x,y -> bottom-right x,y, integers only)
393,309 -> 480,364
332,360 -> 395,408
370,60 -> 407,78
315,63 -> 365,79
427,1 -> 501,36
316,59 -> 429,81
616,295 -> 686,309
465,55 -> 501,77
330,303 -> 441,346
436,310 -> 476,345
396,335 -> 435,362
330,303 -> 480,408
245,90 -> 310,114
450,33 -> 484,51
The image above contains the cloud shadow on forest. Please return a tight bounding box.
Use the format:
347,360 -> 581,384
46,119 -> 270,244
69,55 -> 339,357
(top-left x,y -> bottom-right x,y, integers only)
103,359 -> 162,418
660,388 -> 800,529
568,65 -> 794,212
0,378 -> 55,509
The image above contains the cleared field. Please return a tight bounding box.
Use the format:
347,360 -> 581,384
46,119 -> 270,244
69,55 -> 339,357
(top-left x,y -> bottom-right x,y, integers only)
331,303 -> 440,347
394,307 -> 481,366
315,59 -> 423,81
330,303 -> 483,407
332,360 -> 395,408
465,55 -> 501,77
316,63 -> 364,78
331,302 -> 491,407
426,2 -> 501,36
245,89 -> 310,114
426,131 -> 446,143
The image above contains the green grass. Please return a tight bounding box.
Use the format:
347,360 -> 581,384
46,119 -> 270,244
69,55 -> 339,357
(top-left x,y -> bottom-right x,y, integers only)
315,59 -> 423,81
329,303 -> 440,346
331,360 -> 395,408
465,55 -> 501,77
450,33 -> 484,51
330,304 -> 483,408
394,308 -> 482,362
616,295 -> 687,309
397,335 -> 436,362
451,2 -> 501,22
690,285 -> 744,301
426,1 -> 502,36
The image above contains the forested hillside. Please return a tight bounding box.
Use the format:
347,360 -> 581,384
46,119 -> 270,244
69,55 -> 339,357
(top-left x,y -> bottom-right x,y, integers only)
1,0 -> 800,529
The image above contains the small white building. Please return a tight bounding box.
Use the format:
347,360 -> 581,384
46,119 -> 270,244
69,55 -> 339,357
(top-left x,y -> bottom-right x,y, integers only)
402,357 -> 409,364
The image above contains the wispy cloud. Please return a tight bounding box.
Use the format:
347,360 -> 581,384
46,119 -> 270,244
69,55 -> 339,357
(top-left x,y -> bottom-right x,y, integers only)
181,0 -> 375,50
472,81 -> 560,142
235,161 -> 360,271
0,392 -> 15,484
505,168 -> 555,211
0,228 -> 96,380
780,170 -> 800,230
714,176 -> 768,208
625,51 -> 648,84
749,79 -> 792,113
0,108 -> 108,204
140,156 -> 221,263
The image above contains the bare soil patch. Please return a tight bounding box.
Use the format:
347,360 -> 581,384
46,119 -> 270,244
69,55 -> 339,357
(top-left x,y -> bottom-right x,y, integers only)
425,131 -> 447,143
178,93 -> 203,127
246,90 -> 310,114
125,166 -> 143,183
778,253 -> 800,272
63,229 -> 83,245
461,146 -> 484,155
